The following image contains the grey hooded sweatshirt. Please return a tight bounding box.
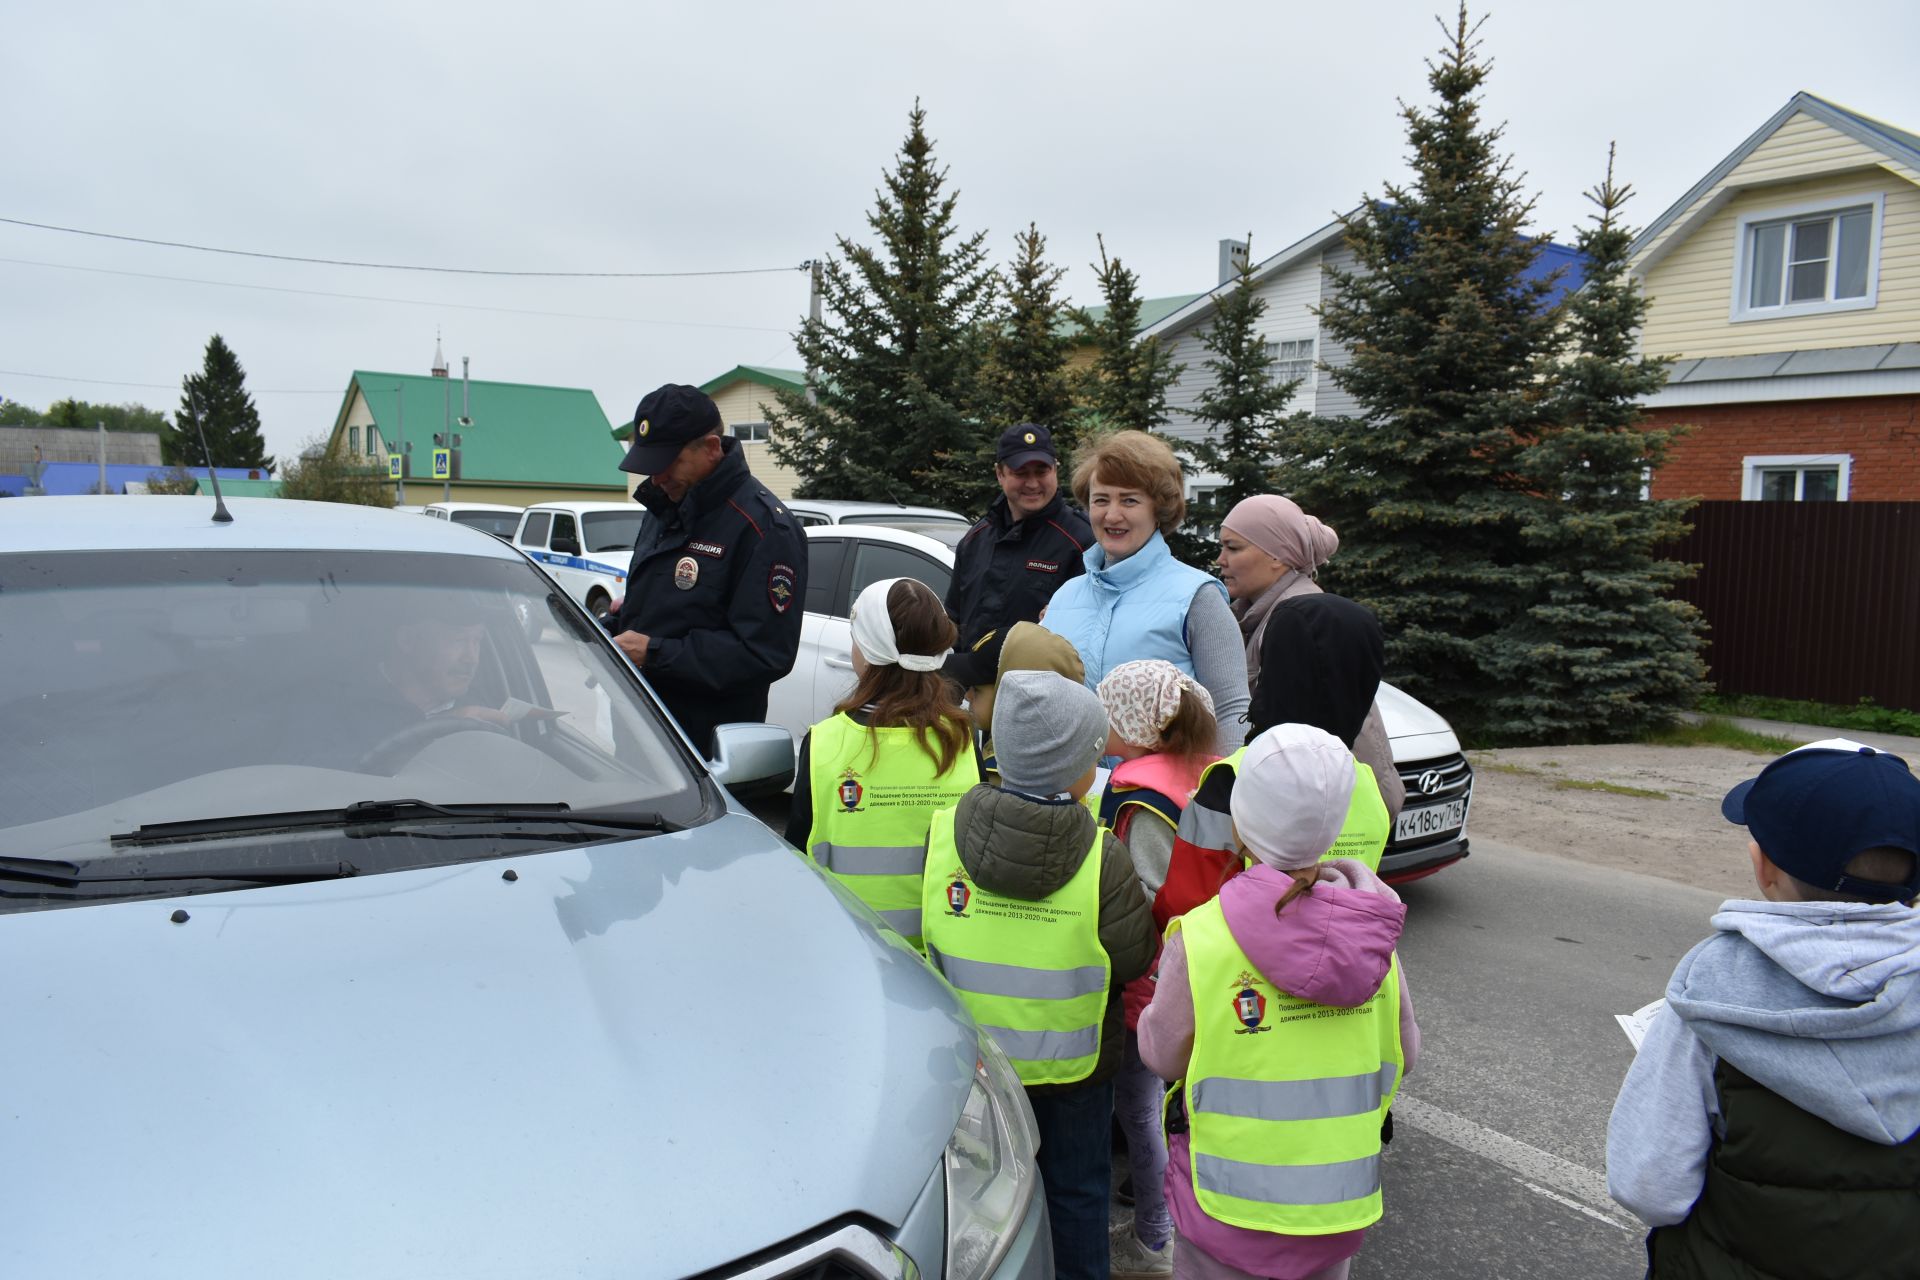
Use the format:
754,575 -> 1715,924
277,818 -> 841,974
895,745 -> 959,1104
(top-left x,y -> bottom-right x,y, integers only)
1606,897 -> 1920,1226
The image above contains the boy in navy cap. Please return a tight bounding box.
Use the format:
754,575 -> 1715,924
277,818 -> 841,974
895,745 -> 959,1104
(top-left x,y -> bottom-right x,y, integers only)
1606,739 -> 1920,1278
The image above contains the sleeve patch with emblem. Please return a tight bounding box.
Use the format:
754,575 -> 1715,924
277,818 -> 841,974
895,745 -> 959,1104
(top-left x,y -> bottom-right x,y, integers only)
768,563 -> 797,613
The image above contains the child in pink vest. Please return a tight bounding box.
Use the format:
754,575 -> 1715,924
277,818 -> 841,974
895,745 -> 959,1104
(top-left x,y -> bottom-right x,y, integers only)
1096,659 -> 1222,1276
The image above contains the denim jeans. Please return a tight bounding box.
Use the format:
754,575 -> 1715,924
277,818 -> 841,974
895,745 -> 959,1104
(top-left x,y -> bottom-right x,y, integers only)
1029,1079 -> 1116,1280
1113,1033 -> 1172,1248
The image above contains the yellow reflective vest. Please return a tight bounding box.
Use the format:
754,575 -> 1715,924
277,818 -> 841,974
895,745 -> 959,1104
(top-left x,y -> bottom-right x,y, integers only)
1181,749 -> 1391,872
921,806 -> 1111,1086
803,713 -> 977,948
1171,896 -> 1404,1235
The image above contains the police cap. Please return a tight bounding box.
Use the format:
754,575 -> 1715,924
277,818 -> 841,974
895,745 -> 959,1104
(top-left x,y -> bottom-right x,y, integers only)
619,384 -> 723,476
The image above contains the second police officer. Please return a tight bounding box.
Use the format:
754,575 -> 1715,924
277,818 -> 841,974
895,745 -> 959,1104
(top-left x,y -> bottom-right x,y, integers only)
943,424 -> 1094,691
609,383 -> 807,756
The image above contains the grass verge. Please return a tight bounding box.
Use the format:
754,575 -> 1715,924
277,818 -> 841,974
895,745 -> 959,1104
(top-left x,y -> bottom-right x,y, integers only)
1646,717 -> 1798,755
1701,693 -> 1920,738
1551,777 -> 1667,799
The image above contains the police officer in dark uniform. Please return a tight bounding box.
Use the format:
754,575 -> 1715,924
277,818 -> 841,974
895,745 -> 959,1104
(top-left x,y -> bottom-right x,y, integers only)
610,384 -> 806,755
943,424 -> 1093,689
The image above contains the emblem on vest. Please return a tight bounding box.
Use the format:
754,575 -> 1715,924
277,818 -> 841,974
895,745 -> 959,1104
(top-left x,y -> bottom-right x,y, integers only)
688,540 -> 726,559
1232,970 -> 1271,1034
838,769 -> 864,812
945,870 -> 972,917
1025,559 -> 1061,574
673,556 -> 700,590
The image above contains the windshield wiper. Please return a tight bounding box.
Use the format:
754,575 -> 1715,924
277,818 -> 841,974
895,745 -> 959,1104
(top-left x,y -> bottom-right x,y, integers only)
0,852 -> 358,889
109,799 -> 678,847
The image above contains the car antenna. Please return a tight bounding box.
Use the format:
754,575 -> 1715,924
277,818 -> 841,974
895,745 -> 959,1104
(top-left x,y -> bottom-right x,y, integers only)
188,389 -> 233,524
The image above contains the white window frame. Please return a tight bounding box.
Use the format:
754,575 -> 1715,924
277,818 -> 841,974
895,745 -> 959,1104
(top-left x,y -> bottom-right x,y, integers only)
1729,194 -> 1883,323
1741,453 -> 1852,502
730,421 -> 772,443
1264,336 -> 1317,386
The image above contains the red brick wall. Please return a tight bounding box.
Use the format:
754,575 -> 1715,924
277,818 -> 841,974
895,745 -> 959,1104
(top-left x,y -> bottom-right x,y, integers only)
1646,394 -> 1920,500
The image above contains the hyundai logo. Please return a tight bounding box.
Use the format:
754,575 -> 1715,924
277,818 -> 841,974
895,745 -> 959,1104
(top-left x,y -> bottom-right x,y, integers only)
1417,769 -> 1445,795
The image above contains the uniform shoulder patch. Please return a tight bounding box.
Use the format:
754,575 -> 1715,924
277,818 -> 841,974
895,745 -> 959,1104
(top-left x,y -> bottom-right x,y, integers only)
768,562 -> 797,613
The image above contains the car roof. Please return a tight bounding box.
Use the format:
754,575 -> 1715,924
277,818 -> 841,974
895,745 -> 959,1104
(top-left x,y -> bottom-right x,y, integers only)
0,496 -> 525,559
522,501 -> 639,515
425,501 -> 522,513
785,498 -> 968,523
803,522 -> 956,564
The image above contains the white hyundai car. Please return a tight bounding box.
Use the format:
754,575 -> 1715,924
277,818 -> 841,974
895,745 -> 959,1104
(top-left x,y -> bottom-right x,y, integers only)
766,524 -> 1472,882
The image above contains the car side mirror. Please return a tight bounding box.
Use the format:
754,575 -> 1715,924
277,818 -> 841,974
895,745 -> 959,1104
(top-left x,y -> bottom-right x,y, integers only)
708,723 -> 794,798
551,535 -> 582,557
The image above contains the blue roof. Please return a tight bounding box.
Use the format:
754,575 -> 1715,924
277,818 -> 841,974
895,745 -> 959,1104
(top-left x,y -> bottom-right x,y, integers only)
1526,240 -> 1588,308
0,463 -> 262,497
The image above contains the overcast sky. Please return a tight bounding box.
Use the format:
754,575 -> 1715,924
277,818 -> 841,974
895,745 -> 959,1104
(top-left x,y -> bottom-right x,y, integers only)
6,0 -> 1917,466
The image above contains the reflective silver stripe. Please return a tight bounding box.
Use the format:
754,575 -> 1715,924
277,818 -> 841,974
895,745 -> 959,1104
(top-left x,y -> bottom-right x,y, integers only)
811,843 -> 925,876
937,953 -> 1107,1001
1192,1064 -> 1399,1122
879,907 -> 922,937
1194,1152 -> 1381,1207
979,1022 -> 1100,1063
1179,802 -> 1235,853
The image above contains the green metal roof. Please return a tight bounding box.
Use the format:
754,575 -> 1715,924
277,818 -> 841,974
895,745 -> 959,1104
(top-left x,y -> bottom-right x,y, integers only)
342,371 -> 621,488
1056,293 -> 1207,340
608,366 -> 809,441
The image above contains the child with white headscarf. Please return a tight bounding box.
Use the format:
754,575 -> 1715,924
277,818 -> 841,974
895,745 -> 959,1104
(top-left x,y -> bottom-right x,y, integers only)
786,577 -> 980,948
1139,724 -> 1422,1280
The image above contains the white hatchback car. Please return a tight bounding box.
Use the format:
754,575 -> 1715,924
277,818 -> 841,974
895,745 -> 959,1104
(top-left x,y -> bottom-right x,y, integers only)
510,500 -> 646,619
422,500 -> 522,540
766,524 -> 1473,882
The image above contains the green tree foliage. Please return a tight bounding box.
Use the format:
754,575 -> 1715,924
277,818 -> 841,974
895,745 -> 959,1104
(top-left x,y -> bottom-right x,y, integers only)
277,437 -> 394,507
163,334 -> 274,472
768,102 -> 998,512
0,398 -> 42,427
983,222 -> 1077,435
1185,237 -> 1303,536
1071,235 -> 1183,449
1272,7 -> 1565,736
42,400 -> 171,434
1492,147 -> 1707,740
143,465 -> 201,496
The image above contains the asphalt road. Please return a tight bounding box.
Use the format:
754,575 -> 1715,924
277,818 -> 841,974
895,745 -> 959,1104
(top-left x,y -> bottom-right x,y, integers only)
1357,837 -> 1725,1279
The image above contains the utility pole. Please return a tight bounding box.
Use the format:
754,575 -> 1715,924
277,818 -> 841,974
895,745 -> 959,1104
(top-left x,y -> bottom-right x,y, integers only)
393,383 -> 406,505
442,364 -> 453,503
97,420 -> 107,495
805,258 -> 823,406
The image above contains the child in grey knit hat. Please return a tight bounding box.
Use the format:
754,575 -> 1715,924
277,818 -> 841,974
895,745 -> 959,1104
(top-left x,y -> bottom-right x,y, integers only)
992,669 -> 1112,800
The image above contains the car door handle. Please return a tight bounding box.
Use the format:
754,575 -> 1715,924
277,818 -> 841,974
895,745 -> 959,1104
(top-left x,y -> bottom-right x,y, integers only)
825,657 -> 855,671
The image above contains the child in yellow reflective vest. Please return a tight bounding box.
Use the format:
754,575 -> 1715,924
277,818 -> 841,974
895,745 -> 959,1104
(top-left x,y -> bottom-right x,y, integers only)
1139,724 -> 1423,1280
786,577 -> 979,947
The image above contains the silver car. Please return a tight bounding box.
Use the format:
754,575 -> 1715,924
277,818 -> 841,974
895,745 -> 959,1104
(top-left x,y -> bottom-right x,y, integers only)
0,496 -> 1050,1280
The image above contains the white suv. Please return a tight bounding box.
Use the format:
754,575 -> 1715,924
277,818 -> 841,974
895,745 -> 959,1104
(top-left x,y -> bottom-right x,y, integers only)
510,501 -> 646,619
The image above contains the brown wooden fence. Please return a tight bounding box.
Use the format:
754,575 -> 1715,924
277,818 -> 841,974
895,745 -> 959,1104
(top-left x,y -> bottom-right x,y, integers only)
1666,502 -> 1920,710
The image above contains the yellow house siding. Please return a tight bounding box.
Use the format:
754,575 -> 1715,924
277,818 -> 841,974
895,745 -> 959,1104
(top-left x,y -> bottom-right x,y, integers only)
1640,172 -> 1920,359
694,376 -> 802,499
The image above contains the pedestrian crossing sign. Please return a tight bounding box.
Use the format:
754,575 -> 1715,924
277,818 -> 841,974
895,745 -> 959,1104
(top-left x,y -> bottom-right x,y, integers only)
432,447 -> 451,479
387,454 -> 403,479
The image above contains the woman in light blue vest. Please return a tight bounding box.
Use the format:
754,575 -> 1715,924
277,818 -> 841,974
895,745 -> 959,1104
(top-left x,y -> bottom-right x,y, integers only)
1042,430 -> 1249,755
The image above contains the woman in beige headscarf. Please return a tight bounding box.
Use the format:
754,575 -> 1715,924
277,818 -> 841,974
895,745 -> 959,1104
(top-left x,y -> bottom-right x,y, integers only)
1215,495 -> 1405,818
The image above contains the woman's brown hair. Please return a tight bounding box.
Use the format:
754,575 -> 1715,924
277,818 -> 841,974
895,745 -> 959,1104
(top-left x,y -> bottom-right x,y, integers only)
1069,429 -> 1187,534
835,578 -> 973,775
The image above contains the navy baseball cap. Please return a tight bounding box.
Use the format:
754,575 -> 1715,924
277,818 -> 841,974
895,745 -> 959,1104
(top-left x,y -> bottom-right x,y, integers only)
1721,739 -> 1920,903
996,424 -> 1057,469
619,384 -> 723,476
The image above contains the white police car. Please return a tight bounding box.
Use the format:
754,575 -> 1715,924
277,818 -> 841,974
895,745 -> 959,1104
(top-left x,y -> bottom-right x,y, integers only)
511,500 -> 644,619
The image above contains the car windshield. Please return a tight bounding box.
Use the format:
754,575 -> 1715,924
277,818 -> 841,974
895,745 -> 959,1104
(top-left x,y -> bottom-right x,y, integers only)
0,549 -> 703,900
449,510 -> 520,538
582,511 -> 646,554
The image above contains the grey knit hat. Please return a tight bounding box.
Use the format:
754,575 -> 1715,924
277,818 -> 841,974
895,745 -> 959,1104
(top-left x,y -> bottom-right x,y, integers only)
991,669 -> 1112,797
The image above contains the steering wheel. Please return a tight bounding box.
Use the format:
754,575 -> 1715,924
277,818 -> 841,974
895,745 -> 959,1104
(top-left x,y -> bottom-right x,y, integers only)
355,714 -> 512,775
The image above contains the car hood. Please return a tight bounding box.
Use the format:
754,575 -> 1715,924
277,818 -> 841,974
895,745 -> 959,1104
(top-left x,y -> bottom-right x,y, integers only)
0,815 -> 975,1279
1375,680 -> 1455,743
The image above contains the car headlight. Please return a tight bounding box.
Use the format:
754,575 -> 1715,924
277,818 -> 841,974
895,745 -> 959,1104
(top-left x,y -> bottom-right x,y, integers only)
943,1029 -> 1040,1280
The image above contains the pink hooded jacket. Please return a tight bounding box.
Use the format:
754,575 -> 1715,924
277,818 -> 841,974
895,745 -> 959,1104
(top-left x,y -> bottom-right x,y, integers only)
1138,861 -> 1421,1280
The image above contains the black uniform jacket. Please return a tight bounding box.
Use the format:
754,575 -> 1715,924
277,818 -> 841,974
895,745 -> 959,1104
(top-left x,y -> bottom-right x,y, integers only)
614,439 -> 806,751
942,492 -> 1092,688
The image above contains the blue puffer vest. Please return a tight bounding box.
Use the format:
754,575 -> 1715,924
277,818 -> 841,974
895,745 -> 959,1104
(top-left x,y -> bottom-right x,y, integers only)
1042,531 -> 1225,686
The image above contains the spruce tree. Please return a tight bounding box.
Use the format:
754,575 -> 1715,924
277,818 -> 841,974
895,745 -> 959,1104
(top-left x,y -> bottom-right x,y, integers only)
983,223 -> 1076,433
165,334 -> 274,471
1273,6 -> 1564,735
1493,147 -> 1707,740
1070,235 -> 1183,451
768,102 -> 998,511
1186,238 -> 1302,534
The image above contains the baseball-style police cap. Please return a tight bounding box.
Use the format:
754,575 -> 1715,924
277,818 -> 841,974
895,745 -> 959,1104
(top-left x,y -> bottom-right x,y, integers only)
1721,738 -> 1920,903
996,423 -> 1057,470
619,384 -> 723,476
